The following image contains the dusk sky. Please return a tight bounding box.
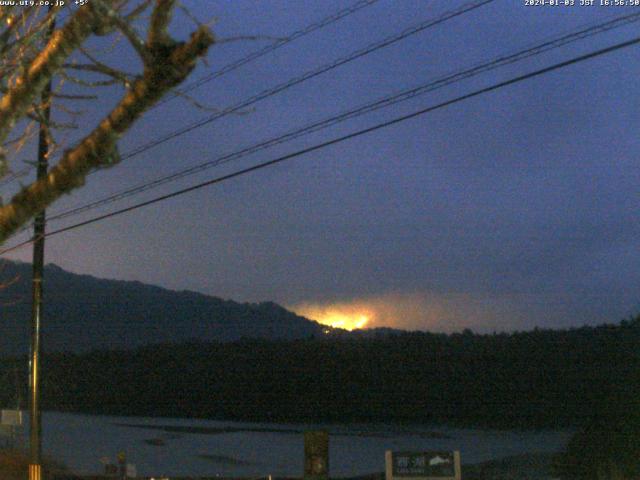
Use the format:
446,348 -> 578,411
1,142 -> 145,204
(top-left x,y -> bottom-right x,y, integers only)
2,0 -> 639,333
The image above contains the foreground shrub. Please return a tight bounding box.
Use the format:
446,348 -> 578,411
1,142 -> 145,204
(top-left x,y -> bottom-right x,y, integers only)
554,378 -> 640,479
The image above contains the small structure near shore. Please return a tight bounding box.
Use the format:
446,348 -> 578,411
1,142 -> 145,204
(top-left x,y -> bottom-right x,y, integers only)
0,410 -> 23,449
304,431 -> 329,480
385,451 -> 461,480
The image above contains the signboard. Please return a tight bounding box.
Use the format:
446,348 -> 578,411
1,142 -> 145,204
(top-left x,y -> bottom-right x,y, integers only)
125,463 -> 137,478
1,409 -> 22,426
385,451 -> 461,480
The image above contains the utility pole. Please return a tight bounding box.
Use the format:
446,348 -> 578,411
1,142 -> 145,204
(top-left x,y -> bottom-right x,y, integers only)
29,10 -> 55,480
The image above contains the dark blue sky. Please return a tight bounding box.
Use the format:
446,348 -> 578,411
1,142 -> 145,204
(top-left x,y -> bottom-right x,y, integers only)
4,0 -> 639,332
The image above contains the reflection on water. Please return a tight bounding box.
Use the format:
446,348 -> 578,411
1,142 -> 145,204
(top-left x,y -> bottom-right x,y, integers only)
23,412 -> 571,477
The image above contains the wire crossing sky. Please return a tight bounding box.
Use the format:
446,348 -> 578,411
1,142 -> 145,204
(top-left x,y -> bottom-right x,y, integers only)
0,0 -> 381,191
122,0 -> 495,161
40,10 -> 640,225
2,0 -> 639,333
3,31 -> 639,253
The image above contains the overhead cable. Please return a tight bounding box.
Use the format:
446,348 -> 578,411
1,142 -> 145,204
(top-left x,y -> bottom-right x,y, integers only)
1,33 -> 637,255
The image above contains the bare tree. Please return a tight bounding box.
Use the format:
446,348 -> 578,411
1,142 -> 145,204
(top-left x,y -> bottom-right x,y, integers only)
0,0 -> 214,244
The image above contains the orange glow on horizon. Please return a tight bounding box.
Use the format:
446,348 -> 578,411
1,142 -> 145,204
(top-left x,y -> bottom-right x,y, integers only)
289,291 -> 521,334
290,303 -> 372,331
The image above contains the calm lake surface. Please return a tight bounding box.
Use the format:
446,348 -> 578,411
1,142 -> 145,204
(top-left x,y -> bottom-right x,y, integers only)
22,412 -> 572,477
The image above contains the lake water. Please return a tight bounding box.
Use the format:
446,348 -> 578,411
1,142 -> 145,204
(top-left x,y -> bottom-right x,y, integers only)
11,412 -> 572,477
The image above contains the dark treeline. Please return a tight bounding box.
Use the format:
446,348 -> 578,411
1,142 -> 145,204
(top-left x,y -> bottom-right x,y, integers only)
1,317 -> 639,429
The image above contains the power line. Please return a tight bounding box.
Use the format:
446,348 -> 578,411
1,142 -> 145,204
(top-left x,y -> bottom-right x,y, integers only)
154,0 -> 380,108
45,10 -> 640,224
45,0 -> 500,220
0,0 -> 380,192
2,0 -> 491,193
2,34 -> 637,255
0,167 -> 29,189
118,0 -> 494,161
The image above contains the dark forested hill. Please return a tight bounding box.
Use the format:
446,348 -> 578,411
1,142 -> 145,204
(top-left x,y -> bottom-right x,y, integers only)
0,317 -> 637,429
0,261 -> 334,355
2,260 -> 638,429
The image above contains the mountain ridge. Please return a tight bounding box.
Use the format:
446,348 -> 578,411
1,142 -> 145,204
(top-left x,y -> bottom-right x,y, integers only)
0,260 -> 339,354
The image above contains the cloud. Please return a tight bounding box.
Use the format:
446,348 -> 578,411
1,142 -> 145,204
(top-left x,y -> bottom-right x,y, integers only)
289,286 -> 635,333
289,291 -> 561,333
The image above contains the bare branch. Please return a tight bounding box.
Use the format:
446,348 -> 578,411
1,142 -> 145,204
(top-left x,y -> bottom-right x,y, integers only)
126,0 -> 154,20
0,3 -> 106,145
0,167 -> 29,188
26,111 -> 78,130
58,69 -> 121,87
147,0 -> 175,47
170,89 -> 221,112
54,103 -> 87,117
0,23 -> 214,242
111,14 -> 151,63
3,128 -> 34,148
0,270 -> 20,292
64,61 -> 134,86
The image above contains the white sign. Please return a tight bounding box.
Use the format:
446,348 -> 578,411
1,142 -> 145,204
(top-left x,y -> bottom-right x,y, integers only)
385,451 -> 461,480
1,410 -> 23,426
126,463 -> 137,478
